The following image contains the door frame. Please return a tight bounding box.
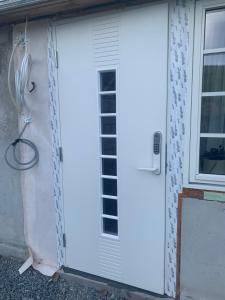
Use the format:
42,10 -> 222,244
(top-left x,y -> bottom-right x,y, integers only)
50,0 -> 170,294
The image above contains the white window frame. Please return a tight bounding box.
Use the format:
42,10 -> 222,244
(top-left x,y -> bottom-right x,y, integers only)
189,0 -> 225,187
97,68 -> 119,239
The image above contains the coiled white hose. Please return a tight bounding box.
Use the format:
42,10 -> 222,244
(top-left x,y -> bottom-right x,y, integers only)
8,21 -> 32,113
5,20 -> 39,171
15,52 -> 32,112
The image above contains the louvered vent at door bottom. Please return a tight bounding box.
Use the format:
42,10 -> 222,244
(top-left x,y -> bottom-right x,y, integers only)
99,237 -> 121,281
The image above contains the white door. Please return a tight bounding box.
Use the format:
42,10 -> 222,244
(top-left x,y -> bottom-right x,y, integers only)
56,3 -> 168,294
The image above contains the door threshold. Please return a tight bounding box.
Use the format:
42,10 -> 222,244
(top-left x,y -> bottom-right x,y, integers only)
58,267 -> 172,300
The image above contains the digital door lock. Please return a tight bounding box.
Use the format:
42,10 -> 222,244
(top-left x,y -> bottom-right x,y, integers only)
138,131 -> 162,175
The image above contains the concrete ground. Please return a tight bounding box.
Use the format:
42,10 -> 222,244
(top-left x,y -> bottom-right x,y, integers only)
0,256 -> 172,300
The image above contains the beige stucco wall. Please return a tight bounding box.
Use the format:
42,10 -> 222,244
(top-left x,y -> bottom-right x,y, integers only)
0,25 -> 27,259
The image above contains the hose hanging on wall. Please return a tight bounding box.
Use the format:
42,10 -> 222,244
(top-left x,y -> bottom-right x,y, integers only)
5,19 -> 39,171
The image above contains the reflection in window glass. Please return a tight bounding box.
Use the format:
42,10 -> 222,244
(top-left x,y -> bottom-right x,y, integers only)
199,138 -> 225,175
101,94 -> 116,113
100,71 -> 116,91
202,54 -> 225,92
103,198 -> 118,216
201,97 -> 225,133
101,138 -> 117,155
205,10 -> 225,50
102,178 -> 117,196
101,117 -> 116,135
103,218 -> 118,236
102,158 -> 117,176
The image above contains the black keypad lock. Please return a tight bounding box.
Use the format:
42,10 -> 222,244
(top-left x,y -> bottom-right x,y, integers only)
153,132 -> 161,155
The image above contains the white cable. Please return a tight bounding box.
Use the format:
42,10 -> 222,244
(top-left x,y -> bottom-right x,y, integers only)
8,18 -> 32,114
8,40 -> 21,111
6,18 -> 39,171
15,52 -> 32,112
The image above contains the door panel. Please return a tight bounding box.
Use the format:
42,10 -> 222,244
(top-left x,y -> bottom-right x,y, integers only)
117,5 -> 167,292
57,3 -> 168,294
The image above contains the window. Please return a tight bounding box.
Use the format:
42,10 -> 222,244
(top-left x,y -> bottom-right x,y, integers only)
99,70 -> 118,236
191,2 -> 225,184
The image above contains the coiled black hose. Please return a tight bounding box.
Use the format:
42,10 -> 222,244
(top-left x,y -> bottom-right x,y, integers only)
4,122 -> 39,171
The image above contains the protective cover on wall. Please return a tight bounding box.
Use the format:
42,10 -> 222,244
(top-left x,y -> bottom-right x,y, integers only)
13,20 -> 59,276
166,0 -> 193,297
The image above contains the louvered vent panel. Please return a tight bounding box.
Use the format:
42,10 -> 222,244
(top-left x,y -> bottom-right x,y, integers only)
99,237 -> 121,281
93,13 -> 120,67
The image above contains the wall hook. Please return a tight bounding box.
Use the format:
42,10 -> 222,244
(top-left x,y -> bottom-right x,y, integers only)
29,81 -> 35,93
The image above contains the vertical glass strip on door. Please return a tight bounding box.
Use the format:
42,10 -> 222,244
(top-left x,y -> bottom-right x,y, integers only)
99,70 -> 118,236
199,9 -> 225,175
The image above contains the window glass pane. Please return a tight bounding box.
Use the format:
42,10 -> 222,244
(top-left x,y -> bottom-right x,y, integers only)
199,137 -> 225,175
101,94 -> 116,113
202,54 -> 225,92
205,10 -> 225,50
201,97 -> 225,133
103,198 -> 117,216
103,218 -> 118,235
102,178 -> 117,196
102,158 -> 117,176
101,117 -> 116,135
102,138 -> 117,155
100,71 -> 116,91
